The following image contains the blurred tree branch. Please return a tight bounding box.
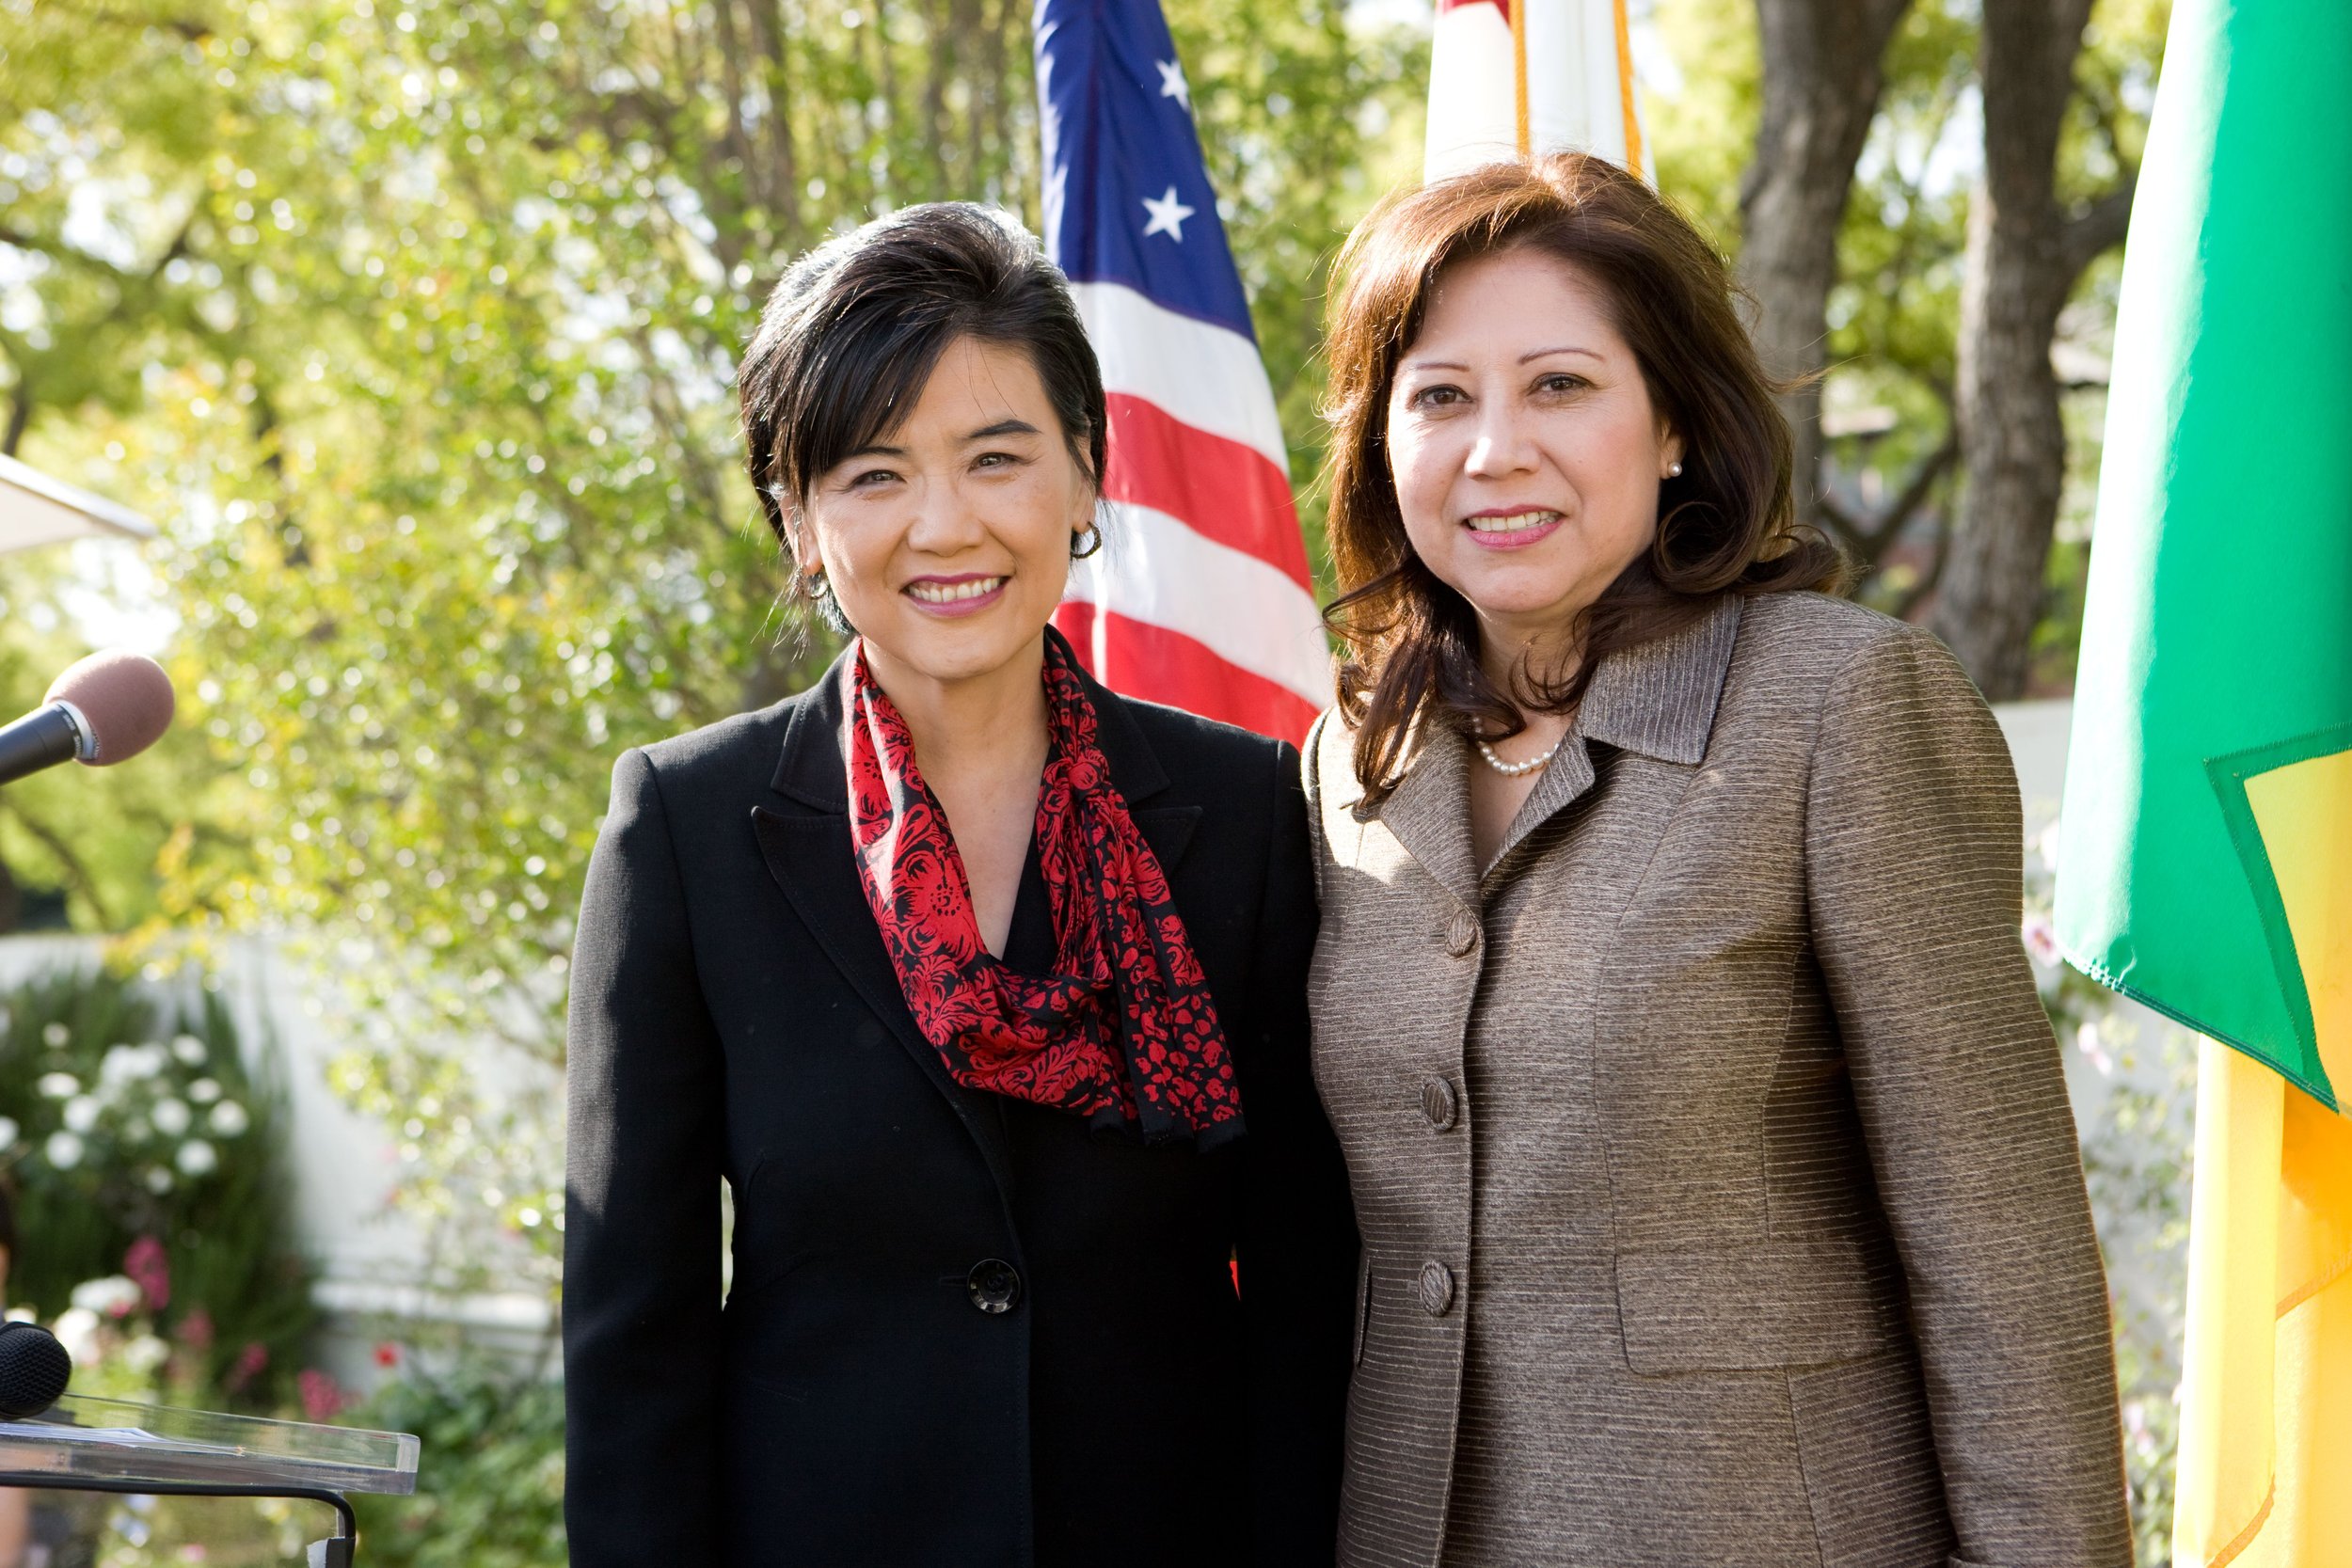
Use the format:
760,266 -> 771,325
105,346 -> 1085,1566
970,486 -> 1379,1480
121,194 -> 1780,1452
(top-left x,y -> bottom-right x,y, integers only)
1740,0 -> 1916,535
1929,0 -> 2142,697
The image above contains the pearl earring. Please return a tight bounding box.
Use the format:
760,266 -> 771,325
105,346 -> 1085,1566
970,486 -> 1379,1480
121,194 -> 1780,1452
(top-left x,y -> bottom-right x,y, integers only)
1666,460 -> 1684,479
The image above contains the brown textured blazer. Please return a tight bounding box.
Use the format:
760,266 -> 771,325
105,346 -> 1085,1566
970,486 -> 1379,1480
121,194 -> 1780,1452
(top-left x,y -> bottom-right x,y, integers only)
1302,592 -> 2131,1568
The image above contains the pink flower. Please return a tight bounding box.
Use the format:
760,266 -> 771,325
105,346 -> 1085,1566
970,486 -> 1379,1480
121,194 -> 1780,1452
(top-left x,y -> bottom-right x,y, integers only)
224,1341 -> 269,1394
373,1341 -> 403,1370
2021,911 -> 2060,967
124,1235 -> 172,1313
176,1308 -> 215,1353
298,1368 -> 349,1422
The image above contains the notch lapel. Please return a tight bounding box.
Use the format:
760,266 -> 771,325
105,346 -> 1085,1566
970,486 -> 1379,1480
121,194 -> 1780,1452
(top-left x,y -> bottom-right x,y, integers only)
753,665 -> 1017,1198
1372,722 -> 1482,912
1065,640 -> 1200,873
1132,806 -> 1201,873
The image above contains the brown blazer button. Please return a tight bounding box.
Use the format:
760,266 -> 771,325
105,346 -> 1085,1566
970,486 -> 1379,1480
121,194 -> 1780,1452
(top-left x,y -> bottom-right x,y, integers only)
1422,1077 -> 1459,1130
1443,910 -> 1480,957
1418,1260 -> 1455,1316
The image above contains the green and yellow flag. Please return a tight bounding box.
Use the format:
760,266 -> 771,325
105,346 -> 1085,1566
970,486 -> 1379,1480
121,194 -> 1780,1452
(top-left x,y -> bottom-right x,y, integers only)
2055,1 -> 2352,1562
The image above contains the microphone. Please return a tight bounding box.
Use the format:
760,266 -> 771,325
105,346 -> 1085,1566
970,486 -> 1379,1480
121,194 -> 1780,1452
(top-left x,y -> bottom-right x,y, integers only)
0,649 -> 176,787
0,1322 -> 72,1420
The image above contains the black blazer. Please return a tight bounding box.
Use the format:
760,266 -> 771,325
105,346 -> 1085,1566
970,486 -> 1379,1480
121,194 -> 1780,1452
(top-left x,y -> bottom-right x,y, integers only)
562,652 -> 1358,1567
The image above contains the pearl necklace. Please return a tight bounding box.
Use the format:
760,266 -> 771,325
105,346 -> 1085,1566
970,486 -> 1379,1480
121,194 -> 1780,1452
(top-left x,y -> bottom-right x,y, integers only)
1474,734 -> 1565,778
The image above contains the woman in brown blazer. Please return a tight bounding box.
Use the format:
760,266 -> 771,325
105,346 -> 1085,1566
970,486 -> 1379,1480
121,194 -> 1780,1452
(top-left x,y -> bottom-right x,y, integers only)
1301,153 -> 2132,1568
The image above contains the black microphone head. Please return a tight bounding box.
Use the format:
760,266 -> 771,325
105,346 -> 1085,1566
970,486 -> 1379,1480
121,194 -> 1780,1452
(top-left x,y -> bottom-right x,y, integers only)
0,1321 -> 72,1419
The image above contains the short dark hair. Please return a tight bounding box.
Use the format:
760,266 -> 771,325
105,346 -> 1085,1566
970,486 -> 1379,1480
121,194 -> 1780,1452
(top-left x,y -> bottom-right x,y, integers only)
1320,153 -> 1845,800
738,203 -> 1107,578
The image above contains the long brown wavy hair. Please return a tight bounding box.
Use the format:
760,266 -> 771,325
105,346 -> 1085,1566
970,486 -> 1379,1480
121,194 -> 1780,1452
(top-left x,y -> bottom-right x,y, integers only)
1321,152 -> 1845,800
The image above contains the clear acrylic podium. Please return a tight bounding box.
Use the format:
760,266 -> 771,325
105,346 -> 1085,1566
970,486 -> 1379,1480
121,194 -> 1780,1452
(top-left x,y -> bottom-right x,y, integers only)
0,1394 -> 421,1566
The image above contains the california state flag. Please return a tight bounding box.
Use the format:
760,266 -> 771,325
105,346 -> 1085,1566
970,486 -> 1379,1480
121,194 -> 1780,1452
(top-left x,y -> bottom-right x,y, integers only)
1425,0 -> 1647,181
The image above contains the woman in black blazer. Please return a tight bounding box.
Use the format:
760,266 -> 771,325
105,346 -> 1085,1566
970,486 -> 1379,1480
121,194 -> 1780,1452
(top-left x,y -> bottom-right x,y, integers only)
561,202 -> 1358,1567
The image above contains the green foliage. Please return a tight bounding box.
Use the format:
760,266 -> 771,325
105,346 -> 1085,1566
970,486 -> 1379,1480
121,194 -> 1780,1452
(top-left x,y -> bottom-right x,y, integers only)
1645,0 -> 1757,250
349,1359 -> 568,1568
0,963 -> 316,1409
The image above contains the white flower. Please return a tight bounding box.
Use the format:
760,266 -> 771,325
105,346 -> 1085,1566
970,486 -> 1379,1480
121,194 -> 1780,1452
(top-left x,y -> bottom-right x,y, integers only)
52,1307 -> 102,1365
2075,1021 -> 2115,1077
0,1117 -> 17,1149
44,1131 -> 85,1170
170,1034 -> 208,1066
175,1140 -> 218,1177
151,1099 -> 192,1137
41,1022 -> 70,1048
70,1276 -> 142,1318
101,1043 -> 168,1086
122,1334 -> 171,1374
144,1166 -> 175,1195
37,1072 -> 79,1100
187,1077 -> 222,1105
208,1101 -> 250,1137
62,1097 -> 101,1134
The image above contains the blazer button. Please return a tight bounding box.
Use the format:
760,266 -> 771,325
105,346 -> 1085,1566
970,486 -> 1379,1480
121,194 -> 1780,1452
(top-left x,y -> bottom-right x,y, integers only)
1443,910 -> 1480,958
1419,1260 -> 1455,1317
1422,1076 -> 1459,1131
967,1259 -> 1023,1315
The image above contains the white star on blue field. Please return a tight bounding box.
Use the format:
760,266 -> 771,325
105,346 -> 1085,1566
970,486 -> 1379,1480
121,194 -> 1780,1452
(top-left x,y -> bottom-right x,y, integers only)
1155,57 -> 1191,112
1141,186 -> 1196,242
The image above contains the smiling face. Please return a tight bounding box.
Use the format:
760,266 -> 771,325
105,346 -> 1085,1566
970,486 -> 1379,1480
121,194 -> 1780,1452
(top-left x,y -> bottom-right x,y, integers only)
794,333 -> 1096,694
1384,245 -> 1683,675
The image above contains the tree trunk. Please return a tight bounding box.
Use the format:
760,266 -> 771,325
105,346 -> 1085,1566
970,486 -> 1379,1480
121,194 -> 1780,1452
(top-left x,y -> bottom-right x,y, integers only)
2,379 -> 29,457
1739,0 -> 1914,535
1926,0 -> 2131,698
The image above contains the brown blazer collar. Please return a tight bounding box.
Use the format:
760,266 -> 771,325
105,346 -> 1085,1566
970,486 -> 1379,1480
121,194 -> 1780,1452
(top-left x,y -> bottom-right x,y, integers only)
1363,595 -> 1744,902
1576,594 -> 1744,768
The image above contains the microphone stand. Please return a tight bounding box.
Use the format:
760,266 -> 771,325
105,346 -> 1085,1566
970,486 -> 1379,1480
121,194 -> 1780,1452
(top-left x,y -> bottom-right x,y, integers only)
0,1471 -> 359,1566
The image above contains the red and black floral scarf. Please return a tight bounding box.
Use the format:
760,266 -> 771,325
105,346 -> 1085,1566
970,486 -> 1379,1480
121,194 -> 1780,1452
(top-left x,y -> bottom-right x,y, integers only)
843,633 -> 1244,1148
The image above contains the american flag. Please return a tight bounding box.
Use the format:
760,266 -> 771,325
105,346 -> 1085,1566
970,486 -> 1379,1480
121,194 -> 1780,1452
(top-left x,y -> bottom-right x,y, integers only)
1034,0 -> 1329,743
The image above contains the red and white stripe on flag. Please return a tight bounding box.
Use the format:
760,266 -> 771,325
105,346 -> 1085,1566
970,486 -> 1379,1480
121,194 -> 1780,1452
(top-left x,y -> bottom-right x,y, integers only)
1035,0 -> 1332,745
1426,0 -> 1647,182
1054,283 -> 1328,744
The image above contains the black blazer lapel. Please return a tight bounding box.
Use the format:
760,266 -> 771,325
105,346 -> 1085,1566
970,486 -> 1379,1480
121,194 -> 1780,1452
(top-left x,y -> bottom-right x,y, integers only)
1131,805 -> 1201,873
752,665 -> 1018,1199
1064,639 -> 1204,872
